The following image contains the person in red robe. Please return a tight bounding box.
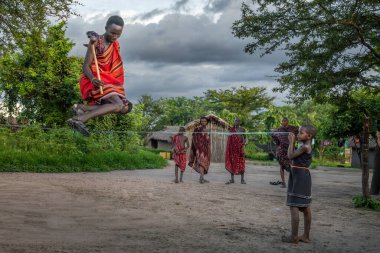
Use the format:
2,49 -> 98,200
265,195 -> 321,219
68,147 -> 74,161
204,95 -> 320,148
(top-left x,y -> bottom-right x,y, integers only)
188,117 -> 211,184
172,127 -> 189,183
225,118 -> 247,184
68,15 -> 132,136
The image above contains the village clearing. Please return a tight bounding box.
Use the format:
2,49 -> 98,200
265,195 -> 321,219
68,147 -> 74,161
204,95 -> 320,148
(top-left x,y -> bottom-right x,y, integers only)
0,162 -> 379,253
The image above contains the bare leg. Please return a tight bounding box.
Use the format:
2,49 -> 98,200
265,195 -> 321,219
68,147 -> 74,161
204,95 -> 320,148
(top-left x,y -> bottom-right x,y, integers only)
241,173 -> 246,184
200,166 -> 205,183
282,207 -> 299,243
180,171 -> 184,183
280,167 -> 286,188
226,173 -> 234,184
174,166 -> 179,183
80,104 -> 101,112
299,207 -> 312,243
75,96 -> 125,123
199,166 -> 209,183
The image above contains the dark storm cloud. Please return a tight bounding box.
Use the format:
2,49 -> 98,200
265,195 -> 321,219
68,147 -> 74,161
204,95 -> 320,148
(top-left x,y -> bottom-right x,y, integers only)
131,0 -> 190,23
125,13 -> 249,64
124,61 -> 284,103
67,2 -> 283,65
123,1 -> 284,65
138,8 -> 167,21
204,0 -> 232,13
173,0 -> 190,11
65,1 -> 286,103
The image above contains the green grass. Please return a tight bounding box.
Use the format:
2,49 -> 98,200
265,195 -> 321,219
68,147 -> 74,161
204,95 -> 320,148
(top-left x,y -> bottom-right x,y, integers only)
311,158 -> 351,169
0,127 -> 167,172
245,152 -> 272,161
352,195 -> 380,211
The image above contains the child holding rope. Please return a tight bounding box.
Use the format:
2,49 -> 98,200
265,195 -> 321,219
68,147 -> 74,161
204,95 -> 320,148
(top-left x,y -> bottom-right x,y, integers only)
282,125 -> 316,244
68,15 -> 132,136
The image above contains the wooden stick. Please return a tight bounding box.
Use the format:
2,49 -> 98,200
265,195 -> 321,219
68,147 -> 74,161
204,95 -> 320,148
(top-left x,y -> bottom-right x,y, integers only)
91,43 -> 103,94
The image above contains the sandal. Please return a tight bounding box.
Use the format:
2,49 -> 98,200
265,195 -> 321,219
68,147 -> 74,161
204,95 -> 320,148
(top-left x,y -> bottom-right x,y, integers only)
270,180 -> 282,185
225,180 -> 234,185
126,100 -> 133,113
67,118 -> 90,137
72,104 -> 85,116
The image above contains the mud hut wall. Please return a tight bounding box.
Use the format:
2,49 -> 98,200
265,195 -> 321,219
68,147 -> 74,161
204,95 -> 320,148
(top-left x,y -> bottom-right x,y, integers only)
157,141 -> 173,151
210,125 -> 228,162
185,123 -> 229,163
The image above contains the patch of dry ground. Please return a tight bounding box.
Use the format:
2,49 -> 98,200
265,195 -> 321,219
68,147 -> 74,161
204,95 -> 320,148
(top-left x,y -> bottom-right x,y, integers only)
0,162 -> 379,253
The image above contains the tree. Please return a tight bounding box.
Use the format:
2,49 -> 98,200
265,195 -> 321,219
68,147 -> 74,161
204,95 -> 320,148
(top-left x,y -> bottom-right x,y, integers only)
0,0 -> 79,55
0,22 -> 82,125
138,95 -> 211,131
232,0 -> 380,198
205,86 -> 273,128
232,1 -> 380,103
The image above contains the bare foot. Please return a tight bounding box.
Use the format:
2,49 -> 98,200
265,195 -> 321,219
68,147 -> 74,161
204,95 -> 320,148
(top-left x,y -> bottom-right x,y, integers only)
281,235 -> 298,244
299,235 -> 311,243
225,179 -> 234,184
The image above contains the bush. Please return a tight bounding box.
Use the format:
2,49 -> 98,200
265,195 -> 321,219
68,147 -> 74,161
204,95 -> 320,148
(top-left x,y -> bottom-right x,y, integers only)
352,195 -> 380,211
311,158 -> 351,169
245,142 -> 273,161
0,127 -> 167,172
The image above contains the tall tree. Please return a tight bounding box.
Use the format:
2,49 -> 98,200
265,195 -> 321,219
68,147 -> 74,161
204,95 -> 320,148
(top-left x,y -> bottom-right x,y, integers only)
232,0 -> 380,198
205,86 -> 273,128
138,95 -> 211,131
232,0 -> 380,103
0,0 -> 79,55
0,22 -> 82,125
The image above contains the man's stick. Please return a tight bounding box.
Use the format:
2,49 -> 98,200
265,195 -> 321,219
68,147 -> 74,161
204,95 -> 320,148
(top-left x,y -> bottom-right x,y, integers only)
91,44 -> 103,94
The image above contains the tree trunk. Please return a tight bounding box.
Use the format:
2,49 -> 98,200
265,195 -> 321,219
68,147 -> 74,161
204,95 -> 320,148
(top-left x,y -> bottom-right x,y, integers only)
370,132 -> 380,195
361,117 -> 370,198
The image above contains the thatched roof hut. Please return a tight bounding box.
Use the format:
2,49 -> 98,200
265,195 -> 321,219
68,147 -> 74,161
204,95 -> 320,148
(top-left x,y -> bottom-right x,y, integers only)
146,126 -> 181,150
185,114 -> 231,163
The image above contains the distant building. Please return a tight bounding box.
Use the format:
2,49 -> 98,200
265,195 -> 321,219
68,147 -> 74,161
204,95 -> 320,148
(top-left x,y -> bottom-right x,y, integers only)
145,126 -> 179,151
145,114 -> 231,162
185,114 -> 230,163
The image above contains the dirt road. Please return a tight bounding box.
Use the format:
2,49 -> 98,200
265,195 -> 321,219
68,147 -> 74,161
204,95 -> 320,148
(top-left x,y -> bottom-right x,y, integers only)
0,162 -> 379,253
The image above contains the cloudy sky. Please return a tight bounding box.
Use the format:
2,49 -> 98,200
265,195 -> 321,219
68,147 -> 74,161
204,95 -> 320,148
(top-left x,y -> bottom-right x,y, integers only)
66,0 -> 286,104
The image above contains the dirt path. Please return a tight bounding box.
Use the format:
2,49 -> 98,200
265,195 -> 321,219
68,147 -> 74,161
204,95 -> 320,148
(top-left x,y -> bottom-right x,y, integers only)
0,162 -> 379,253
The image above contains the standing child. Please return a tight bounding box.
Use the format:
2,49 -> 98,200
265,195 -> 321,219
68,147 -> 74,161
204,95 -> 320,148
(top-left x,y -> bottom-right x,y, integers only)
172,127 -> 189,183
282,125 -> 316,244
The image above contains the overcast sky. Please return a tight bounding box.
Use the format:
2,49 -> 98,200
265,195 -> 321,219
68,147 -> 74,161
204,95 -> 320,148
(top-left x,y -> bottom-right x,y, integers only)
66,0 -> 287,104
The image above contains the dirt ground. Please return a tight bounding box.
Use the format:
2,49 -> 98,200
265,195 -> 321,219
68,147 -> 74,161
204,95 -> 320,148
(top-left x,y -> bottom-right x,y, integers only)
0,161 -> 379,253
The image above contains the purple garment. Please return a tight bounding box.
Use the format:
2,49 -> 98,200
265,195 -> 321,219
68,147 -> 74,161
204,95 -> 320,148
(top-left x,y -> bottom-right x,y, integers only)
271,125 -> 299,171
271,125 -> 299,146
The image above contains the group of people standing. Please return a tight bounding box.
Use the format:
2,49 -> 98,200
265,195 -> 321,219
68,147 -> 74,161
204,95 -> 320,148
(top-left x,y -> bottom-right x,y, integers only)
171,117 -> 246,184
172,116 -> 317,244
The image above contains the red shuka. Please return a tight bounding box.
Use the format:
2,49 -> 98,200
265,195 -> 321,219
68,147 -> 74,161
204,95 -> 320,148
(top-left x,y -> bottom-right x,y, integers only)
79,38 -> 125,105
225,127 -> 245,175
188,126 -> 211,174
173,134 -> 187,172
